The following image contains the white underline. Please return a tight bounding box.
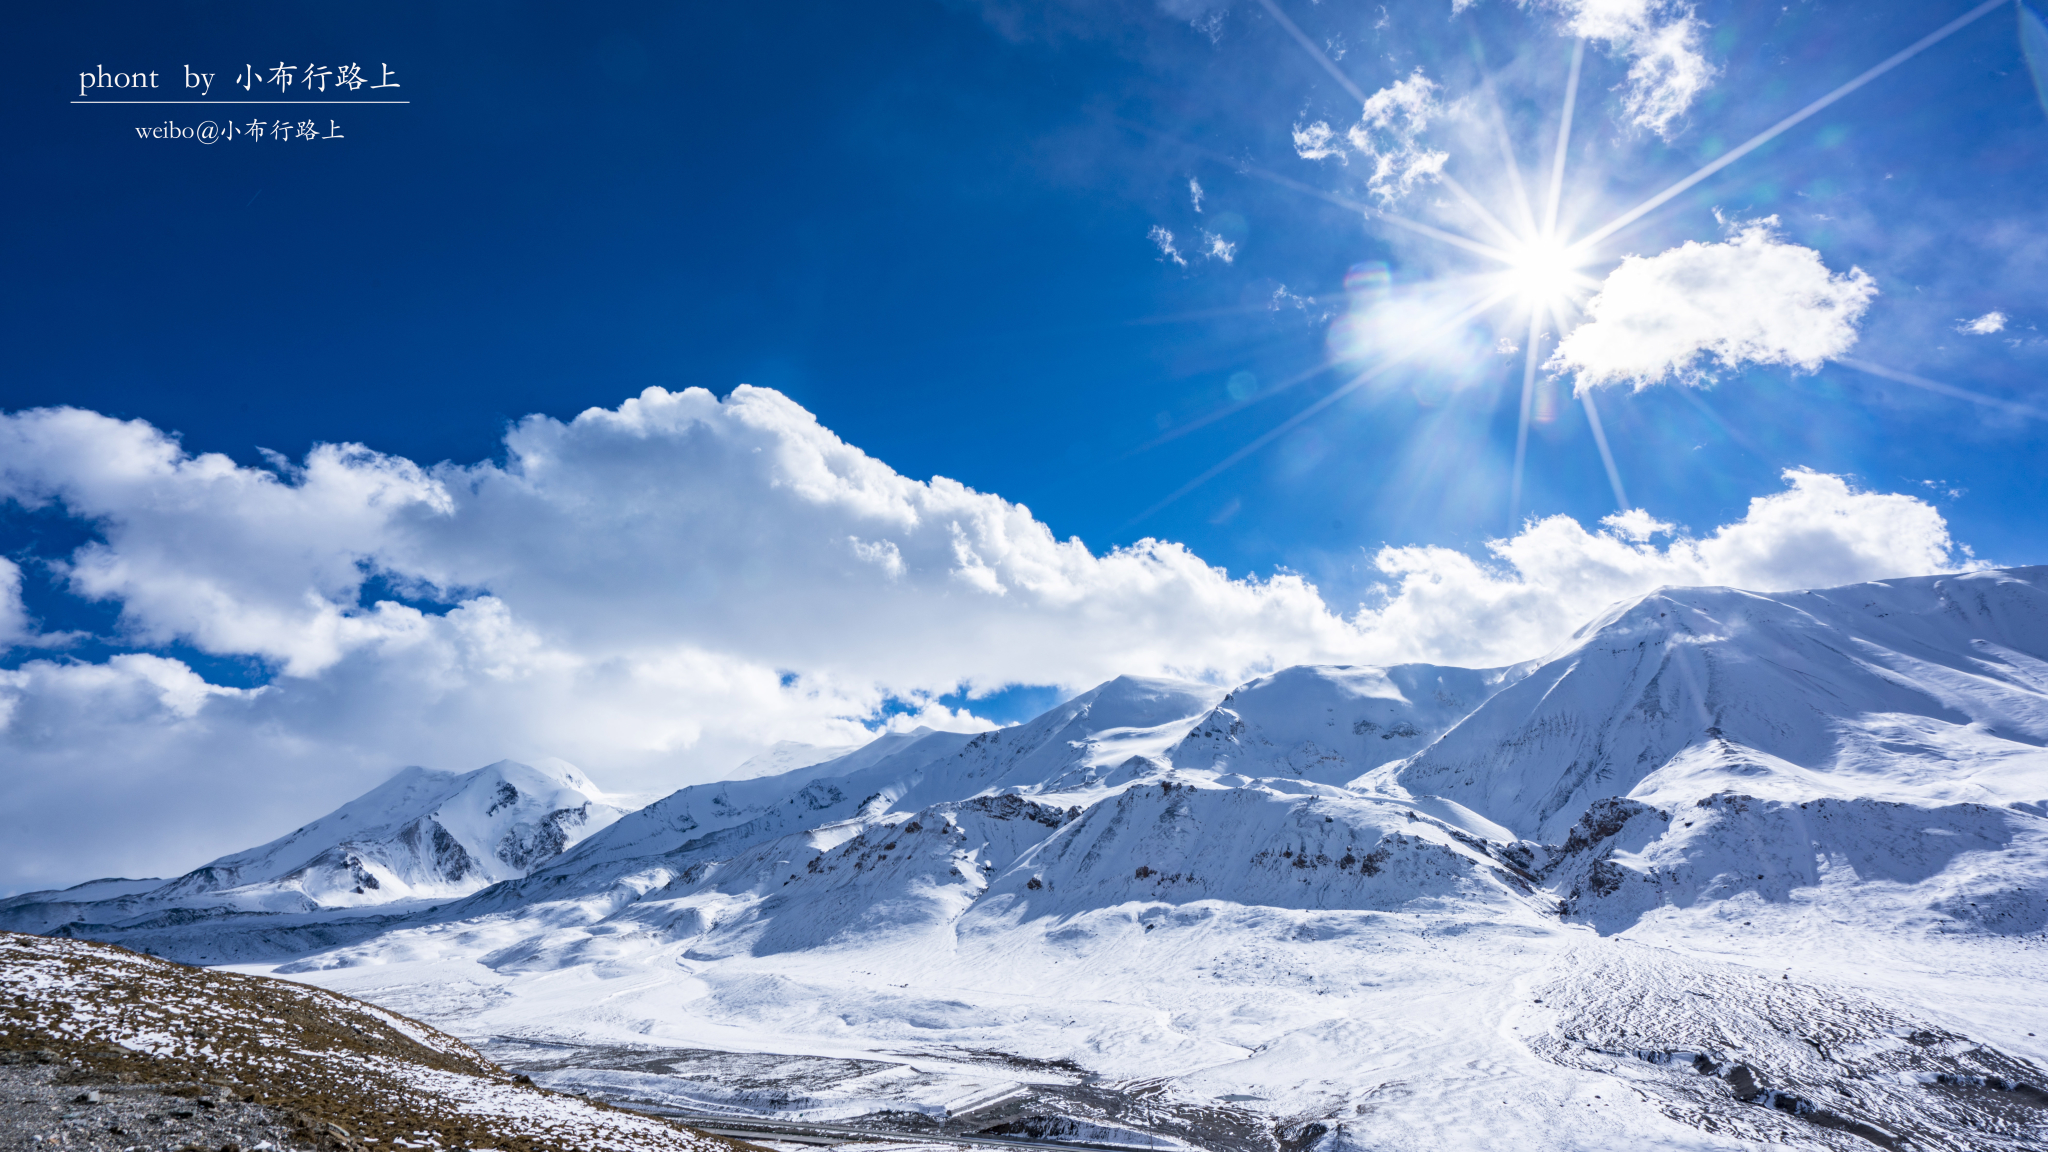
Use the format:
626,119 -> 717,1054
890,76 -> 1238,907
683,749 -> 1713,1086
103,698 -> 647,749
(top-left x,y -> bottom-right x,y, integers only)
70,100 -> 411,104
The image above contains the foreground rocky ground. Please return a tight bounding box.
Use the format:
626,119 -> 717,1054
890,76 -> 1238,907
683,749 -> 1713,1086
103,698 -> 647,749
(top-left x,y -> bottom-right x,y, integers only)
0,1054 -> 301,1152
0,932 -> 745,1152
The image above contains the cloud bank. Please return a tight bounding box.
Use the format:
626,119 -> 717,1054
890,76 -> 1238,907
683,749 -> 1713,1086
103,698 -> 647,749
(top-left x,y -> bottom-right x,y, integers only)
1550,220 -> 1878,390
0,390 -> 1973,891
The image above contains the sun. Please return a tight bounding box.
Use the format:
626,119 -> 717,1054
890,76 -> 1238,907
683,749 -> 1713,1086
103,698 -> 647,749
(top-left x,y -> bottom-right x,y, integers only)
1501,235 -> 1584,308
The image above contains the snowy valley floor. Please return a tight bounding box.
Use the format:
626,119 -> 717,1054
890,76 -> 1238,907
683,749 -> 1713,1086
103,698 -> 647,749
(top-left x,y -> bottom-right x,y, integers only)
228,896 -> 2048,1152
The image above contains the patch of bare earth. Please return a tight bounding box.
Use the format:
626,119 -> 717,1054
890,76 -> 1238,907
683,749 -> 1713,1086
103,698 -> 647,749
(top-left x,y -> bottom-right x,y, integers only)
1,932 -> 762,1152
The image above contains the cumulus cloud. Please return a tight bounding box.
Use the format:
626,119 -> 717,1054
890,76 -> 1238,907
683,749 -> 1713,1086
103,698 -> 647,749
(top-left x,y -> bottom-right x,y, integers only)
0,388 -> 1375,889
0,390 -> 1975,891
1958,311 -> 2008,335
1549,220 -> 1878,390
1201,230 -> 1237,263
1554,0 -> 1718,137
1189,177 -> 1204,213
1293,70 -> 1449,201
1356,468 -> 1971,669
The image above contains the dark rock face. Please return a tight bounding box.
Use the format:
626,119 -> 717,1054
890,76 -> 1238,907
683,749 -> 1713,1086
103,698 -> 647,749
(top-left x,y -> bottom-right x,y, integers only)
495,806 -> 590,872
1583,857 -> 1627,898
956,793 -> 1074,828
485,782 -> 521,817
395,819 -> 479,884
796,783 -> 845,811
1555,797 -> 1669,859
429,823 -> 476,881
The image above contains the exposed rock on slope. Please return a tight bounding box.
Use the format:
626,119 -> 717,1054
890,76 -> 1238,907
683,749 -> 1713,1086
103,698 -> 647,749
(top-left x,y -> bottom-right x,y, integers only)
1536,788 -> 2048,935
0,931 -> 735,1152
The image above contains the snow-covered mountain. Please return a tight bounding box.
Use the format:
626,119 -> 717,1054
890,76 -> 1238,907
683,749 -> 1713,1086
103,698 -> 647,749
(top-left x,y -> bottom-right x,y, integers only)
26,568 -> 2048,1151
1388,568 -> 2048,836
501,674 -> 1223,893
1169,662 -> 1529,785
0,759 -> 626,934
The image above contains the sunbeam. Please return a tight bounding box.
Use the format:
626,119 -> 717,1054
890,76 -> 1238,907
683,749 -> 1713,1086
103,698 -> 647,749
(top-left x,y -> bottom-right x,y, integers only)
1580,388 -> 1629,511
1542,39 -> 1584,239
1129,283 -> 1521,526
1510,317 -> 1543,525
1579,0 -> 2010,248
1837,357 -> 2048,421
1125,359 -> 1340,456
1255,0 -> 1371,105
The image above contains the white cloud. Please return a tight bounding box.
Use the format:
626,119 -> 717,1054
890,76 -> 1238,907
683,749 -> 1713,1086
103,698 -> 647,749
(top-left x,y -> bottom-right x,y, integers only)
0,390 -> 1975,891
1147,224 -> 1187,266
1292,121 -> 1344,162
1293,70 -> 1449,201
1189,177 -> 1204,213
0,559 -> 29,648
849,536 -> 906,579
0,407 -> 454,676
1201,230 -> 1237,263
1355,468 -> 1971,668
1554,0 -> 1718,137
1549,220 -> 1878,390
1958,311 -> 2008,335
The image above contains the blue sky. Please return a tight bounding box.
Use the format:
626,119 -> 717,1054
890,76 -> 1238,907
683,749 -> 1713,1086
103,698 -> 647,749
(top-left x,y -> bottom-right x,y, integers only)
3,0 -> 2046,889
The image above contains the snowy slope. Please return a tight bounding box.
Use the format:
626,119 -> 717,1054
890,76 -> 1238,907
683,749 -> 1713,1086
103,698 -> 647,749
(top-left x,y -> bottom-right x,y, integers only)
465,675 -> 1220,906
1390,566 -> 2048,842
1534,785 -> 2048,936
0,759 -> 627,933
1168,663 -> 1529,785
720,740 -> 864,781
34,568 -> 2048,1152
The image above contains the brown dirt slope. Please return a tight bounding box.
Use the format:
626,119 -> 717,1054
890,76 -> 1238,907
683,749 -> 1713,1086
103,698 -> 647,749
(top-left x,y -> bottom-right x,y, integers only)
1,931 -> 749,1152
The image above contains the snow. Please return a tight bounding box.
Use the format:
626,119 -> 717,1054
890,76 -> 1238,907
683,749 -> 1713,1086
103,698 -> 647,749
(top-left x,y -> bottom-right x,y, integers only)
0,759 -> 626,934
1170,662 -> 1529,785
36,567 -> 2048,1149
1388,567 -> 2048,841
723,741 -> 867,781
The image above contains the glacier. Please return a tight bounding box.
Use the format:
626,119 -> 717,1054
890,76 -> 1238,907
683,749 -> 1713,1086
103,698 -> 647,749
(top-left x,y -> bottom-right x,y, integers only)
16,567 -> 2048,1150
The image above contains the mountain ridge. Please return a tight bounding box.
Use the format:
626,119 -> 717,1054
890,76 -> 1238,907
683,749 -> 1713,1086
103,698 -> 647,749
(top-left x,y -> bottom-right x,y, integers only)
0,759 -> 624,935
18,566 -> 2048,1151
